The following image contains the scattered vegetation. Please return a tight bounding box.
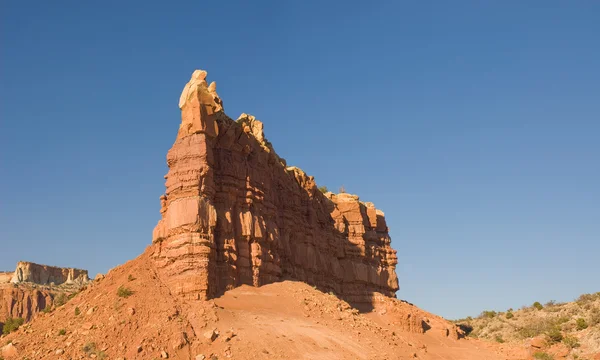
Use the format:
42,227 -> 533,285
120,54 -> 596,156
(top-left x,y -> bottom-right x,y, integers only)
117,285 -> 134,298
533,302 -> 544,310
576,318 -> 588,330
533,352 -> 554,360
545,326 -> 563,344
576,292 -> 600,305
481,310 -> 497,319
58,328 -> 66,336
505,311 -> 514,319
338,185 -> 346,193
562,335 -> 580,349
494,334 -> 505,343
318,186 -> 328,193
42,304 -> 52,313
75,306 -> 81,316
127,274 -> 136,281
54,292 -> 68,306
2,317 -> 24,335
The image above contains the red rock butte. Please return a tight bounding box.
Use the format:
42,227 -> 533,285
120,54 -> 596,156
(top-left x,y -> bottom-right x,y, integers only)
151,69 -> 399,305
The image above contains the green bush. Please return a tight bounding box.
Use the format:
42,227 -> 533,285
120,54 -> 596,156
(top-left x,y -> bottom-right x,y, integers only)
42,304 -> 52,313
2,317 -> 24,335
481,310 -> 497,318
318,186 -> 328,193
74,306 -> 81,316
533,302 -> 543,310
506,311 -> 514,319
117,286 -> 133,298
54,293 -> 68,307
562,335 -> 580,349
495,335 -> 505,343
533,352 -> 554,360
58,328 -> 66,336
576,318 -> 588,330
546,327 -> 563,344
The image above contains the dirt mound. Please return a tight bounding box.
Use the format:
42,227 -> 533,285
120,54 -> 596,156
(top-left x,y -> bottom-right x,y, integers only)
0,245 -> 526,359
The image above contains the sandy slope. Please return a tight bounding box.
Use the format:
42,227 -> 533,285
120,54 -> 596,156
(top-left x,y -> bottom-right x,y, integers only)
1,246 -> 525,360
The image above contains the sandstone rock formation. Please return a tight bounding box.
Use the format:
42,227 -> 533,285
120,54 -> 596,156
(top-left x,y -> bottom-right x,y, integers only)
151,69 -> 399,305
1,262 -> 90,329
0,286 -> 53,323
0,271 -> 13,284
10,261 -> 89,286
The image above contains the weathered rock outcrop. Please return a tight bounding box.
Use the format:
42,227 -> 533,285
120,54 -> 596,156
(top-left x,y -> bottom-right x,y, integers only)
10,261 -> 89,286
151,70 -> 399,305
0,272 -> 13,284
0,286 -> 53,323
1,262 -> 90,329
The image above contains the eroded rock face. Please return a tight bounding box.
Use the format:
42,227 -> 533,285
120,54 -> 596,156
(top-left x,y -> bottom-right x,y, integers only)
0,286 -> 54,322
1,262 -> 90,326
10,262 -> 89,286
0,272 -> 13,284
151,70 -> 399,305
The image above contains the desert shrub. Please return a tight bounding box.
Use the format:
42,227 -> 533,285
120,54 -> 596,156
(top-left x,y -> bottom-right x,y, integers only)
545,300 -> 556,307
82,342 -> 97,354
546,327 -> 563,344
533,302 -> 544,310
54,292 -> 68,307
127,274 -> 136,281
117,285 -> 133,298
495,335 -> 505,343
481,310 -> 497,318
589,308 -> 600,326
2,317 -> 24,335
506,311 -> 514,319
576,318 -> 588,330
42,304 -> 52,313
562,335 -> 580,349
576,293 -> 597,304
58,328 -> 66,336
318,186 -> 328,193
338,185 -> 346,193
68,292 -> 78,300
74,306 -> 81,316
518,319 -> 559,339
533,352 -> 554,360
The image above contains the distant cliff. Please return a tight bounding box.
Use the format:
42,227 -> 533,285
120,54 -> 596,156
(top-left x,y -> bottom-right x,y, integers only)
1,262 -> 90,329
10,261 -> 89,286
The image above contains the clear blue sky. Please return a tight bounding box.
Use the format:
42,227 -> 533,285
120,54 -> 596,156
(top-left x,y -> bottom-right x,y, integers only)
1,1 -> 598,319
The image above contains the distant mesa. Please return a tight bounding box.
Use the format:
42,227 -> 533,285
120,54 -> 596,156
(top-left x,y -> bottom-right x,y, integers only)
2,261 -> 89,286
1,261 -> 91,323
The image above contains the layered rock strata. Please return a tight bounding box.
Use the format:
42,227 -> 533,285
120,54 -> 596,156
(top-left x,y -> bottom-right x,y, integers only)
0,286 -> 54,323
10,261 -> 89,286
151,70 -> 399,305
